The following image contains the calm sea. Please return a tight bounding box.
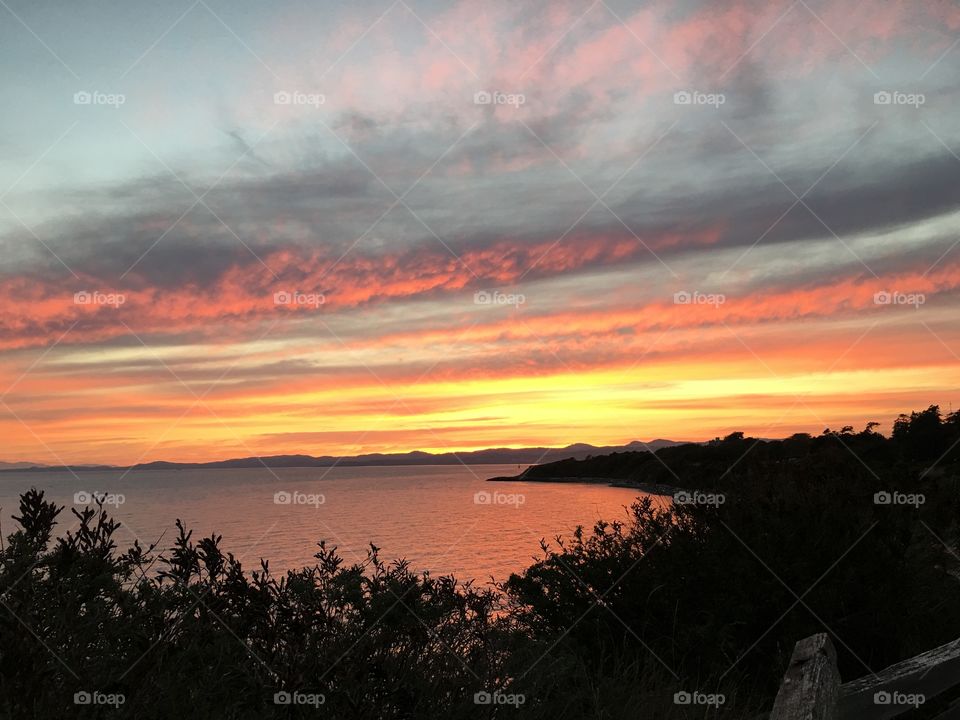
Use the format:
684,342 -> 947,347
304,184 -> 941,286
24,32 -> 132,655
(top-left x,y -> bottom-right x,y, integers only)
0,464 -> 651,582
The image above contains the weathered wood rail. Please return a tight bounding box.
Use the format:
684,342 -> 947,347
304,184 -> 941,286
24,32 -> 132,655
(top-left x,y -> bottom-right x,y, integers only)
770,633 -> 960,720
770,634 -> 840,720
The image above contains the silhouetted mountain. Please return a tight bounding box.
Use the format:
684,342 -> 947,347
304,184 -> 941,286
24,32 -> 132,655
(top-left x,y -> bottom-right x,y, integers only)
498,406 -> 960,489
0,461 -> 48,470
0,439 -> 689,473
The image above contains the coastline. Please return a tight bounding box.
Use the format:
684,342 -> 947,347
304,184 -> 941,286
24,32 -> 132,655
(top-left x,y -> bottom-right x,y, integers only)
487,474 -> 679,497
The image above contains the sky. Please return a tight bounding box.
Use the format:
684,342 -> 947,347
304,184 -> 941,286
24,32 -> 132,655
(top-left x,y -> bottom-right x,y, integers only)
1,0 -> 959,465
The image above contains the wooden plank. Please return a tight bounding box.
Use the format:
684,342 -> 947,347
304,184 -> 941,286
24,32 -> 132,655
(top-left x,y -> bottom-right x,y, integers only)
838,638 -> 960,720
770,633 -> 840,720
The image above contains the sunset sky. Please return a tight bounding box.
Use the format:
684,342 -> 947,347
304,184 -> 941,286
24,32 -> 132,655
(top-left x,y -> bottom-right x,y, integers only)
1,0 -> 959,465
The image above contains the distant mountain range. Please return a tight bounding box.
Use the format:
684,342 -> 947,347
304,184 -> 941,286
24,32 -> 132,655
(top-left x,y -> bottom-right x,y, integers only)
0,439 -> 689,473
0,461 -> 50,470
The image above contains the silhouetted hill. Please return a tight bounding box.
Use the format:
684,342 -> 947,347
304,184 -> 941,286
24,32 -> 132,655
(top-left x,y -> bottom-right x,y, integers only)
496,406 -> 960,490
0,439 -> 689,473
0,461 -> 48,470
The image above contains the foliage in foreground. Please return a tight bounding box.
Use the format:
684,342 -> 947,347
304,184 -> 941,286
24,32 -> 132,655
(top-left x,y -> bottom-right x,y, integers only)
1,406 -> 960,718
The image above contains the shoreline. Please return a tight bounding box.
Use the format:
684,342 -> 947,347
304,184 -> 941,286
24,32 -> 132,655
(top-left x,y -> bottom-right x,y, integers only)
488,474 -> 680,497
